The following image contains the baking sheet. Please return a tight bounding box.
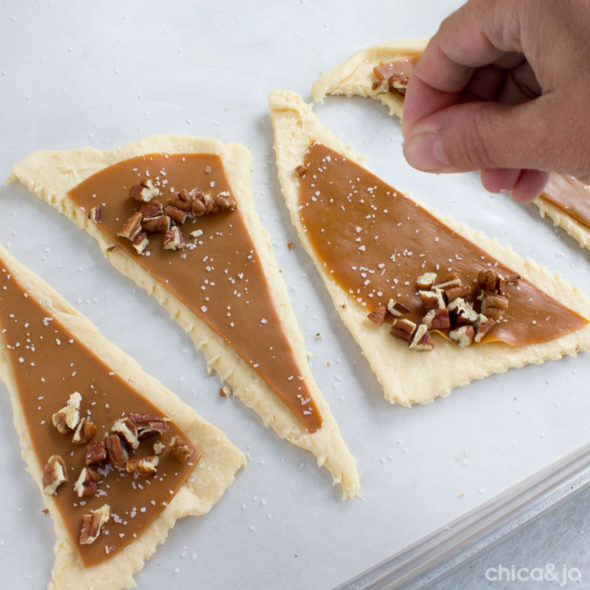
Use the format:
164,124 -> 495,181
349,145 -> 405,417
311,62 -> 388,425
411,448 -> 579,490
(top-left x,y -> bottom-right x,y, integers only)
1,1 -> 589,589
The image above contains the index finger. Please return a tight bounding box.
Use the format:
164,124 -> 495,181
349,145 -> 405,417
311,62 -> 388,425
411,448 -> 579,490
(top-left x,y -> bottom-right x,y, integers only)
402,0 -> 524,136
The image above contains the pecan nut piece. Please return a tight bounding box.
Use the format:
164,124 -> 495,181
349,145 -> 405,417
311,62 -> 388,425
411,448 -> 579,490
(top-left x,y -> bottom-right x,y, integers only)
170,436 -> 196,463
295,165 -> 307,177
129,179 -> 159,202
409,323 -> 434,351
52,392 -> 82,434
72,417 -> 97,445
86,441 -> 107,466
126,455 -> 159,476
447,297 -> 478,324
163,226 -> 186,250
42,455 -> 68,496
132,232 -> 149,254
169,188 -> 195,212
449,325 -> 475,347
139,198 -> 164,218
481,294 -> 510,320
111,417 -> 139,450
367,305 -> 387,325
165,205 -> 189,225
477,269 -> 500,292
445,284 -> 471,303
422,308 -> 450,330
386,298 -> 411,317
391,318 -> 417,343
79,504 -> 110,545
73,467 -> 100,498
105,434 -> 129,469
117,212 -> 143,241
142,214 -> 171,233
475,316 -> 497,343
416,272 -> 437,290
128,413 -> 170,438
419,288 -> 445,311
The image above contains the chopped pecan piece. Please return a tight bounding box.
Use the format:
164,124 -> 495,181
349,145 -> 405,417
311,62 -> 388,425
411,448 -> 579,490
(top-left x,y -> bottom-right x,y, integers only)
72,417 -> 97,445
111,417 -> 139,450
391,318 -> 417,343
192,190 -> 236,217
128,413 -> 170,439
163,226 -> 186,250
86,441 -> 107,466
169,188 -> 195,212
129,179 -> 159,203
52,392 -> 82,434
73,467 -> 100,498
88,205 -> 102,223
139,198 -> 164,218
481,293 -> 510,320
287,241 -> 294,250
416,272 -> 437,290
422,308 -> 450,330
104,434 -> 129,470
475,316 -> 497,343
449,325 -> 475,347
477,269 -> 500,292
419,289 -> 445,310
165,205 -> 189,225
117,212 -> 143,241
409,323 -> 434,351
170,436 -> 194,463
434,277 -> 462,290
79,504 -> 110,545
445,284 -> 471,302
153,441 -> 165,455
386,298 -> 411,317
142,214 -> 171,233
126,455 -> 159,476
295,165 -> 307,177
367,305 -> 387,325
132,231 -> 149,254
42,455 -> 67,496
447,297 -> 478,324
219,385 -> 232,398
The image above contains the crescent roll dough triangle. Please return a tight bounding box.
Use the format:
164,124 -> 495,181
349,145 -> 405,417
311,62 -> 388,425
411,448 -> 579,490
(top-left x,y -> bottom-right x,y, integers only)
269,89 -> 590,405
311,40 -> 590,251
0,243 -> 245,590
9,135 -> 359,500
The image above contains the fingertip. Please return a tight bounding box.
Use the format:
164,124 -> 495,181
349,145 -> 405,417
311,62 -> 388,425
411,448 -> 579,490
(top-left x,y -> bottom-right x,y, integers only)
510,169 -> 550,203
403,132 -> 449,172
481,168 -> 521,193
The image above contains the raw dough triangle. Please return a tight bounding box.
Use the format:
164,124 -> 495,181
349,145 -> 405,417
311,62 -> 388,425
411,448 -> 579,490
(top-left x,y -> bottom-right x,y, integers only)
312,40 -> 590,251
0,243 -> 244,590
269,90 -> 590,405
9,135 -> 359,499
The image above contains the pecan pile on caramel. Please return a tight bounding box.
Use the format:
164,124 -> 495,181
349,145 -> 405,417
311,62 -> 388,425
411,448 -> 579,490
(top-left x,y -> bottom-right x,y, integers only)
368,269 -> 519,352
110,179 -> 237,255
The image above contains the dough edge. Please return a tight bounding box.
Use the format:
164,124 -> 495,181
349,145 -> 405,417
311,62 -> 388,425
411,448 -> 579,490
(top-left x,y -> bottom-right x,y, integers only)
0,243 -> 245,590
9,134 -> 359,500
269,89 -> 590,406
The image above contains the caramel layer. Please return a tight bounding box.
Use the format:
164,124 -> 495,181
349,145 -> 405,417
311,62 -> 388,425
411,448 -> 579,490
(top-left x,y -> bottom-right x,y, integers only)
541,174 -> 590,230
298,143 -> 587,346
67,154 -> 322,432
0,262 -> 197,566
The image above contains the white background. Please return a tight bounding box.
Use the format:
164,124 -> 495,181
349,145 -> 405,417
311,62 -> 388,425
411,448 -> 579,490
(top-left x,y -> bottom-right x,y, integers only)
1,1 -> 589,589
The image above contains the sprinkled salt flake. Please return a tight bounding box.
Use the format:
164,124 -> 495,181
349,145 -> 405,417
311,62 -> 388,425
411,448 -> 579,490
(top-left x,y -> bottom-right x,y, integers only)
201,305 -> 208,313
17,357 -> 24,363
260,317 -> 268,325
190,229 -> 203,238
42,317 -> 53,326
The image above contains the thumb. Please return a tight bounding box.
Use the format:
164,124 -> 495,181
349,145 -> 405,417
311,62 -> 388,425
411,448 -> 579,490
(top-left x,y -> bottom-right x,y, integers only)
403,96 -> 562,174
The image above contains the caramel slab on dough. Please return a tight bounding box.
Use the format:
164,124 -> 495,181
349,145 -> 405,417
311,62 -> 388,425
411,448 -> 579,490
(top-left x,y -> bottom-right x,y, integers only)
269,90 -> 590,405
9,135 -> 359,499
0,244 -> 244,590
311,40 -> 590,251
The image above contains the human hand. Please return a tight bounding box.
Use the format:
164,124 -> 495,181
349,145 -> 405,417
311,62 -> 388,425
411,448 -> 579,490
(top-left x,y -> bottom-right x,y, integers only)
401,0 -> 590,202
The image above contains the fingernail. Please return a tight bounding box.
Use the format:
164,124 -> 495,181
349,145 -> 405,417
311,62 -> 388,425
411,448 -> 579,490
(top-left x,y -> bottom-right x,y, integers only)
404,132 -> 448,172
